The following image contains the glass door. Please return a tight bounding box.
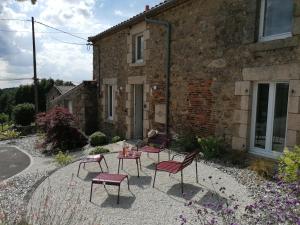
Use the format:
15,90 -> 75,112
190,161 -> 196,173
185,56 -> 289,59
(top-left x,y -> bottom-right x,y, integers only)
250,82 -> 289,158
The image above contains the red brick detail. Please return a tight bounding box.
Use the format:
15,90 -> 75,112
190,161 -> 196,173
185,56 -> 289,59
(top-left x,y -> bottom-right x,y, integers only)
186,80 -> 215,136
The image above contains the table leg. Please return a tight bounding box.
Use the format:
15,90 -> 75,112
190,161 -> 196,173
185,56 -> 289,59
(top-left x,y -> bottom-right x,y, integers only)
117,185 -> 121,204
121,159 -> 124,169
136,159 -> 140,177
89,182 -> 93,202
118,159 -> 121,174
139,158 -> 142,169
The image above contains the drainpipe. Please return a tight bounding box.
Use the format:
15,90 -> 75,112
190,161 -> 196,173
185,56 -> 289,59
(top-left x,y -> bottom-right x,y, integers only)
145,18 -> 171,136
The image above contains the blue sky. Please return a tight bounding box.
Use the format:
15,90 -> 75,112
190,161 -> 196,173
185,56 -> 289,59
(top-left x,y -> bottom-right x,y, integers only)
0,0 -> 163,88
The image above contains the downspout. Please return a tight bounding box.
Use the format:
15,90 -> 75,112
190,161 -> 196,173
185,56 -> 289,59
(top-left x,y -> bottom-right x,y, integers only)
145,18 -> 171,136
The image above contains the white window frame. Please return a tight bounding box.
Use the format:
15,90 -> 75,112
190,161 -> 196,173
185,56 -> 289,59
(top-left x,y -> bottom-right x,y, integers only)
68,100 -> 73,114
250,81 -> 289,159
134,33 -> 144,64
107,85 -> 114,121
259,0 -> 293,42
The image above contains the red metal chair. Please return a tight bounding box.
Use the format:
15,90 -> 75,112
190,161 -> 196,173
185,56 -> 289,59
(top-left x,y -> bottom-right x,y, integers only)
138,133 -> 170,162
152,151 -> 199,193
77,154 -> 108,176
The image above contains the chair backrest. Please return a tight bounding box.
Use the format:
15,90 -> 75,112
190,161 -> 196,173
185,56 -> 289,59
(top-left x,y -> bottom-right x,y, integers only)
181,151 -> 198,169
148,133 -> 170,148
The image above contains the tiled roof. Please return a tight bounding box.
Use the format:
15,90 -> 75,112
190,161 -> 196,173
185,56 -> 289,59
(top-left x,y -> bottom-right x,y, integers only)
55,85 -> 75,95
88,0 -> 189,41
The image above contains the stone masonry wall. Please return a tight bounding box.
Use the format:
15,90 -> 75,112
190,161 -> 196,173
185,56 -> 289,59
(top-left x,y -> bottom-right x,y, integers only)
49,81 -> 98,135
93,0 -> 300,151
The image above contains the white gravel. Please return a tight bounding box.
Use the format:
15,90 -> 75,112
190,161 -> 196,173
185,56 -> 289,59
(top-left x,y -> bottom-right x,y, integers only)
28,151 -> 254,225
0,136 -> 57,224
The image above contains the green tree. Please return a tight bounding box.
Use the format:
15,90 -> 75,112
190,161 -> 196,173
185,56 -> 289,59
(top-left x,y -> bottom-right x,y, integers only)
0,113 -> 9,130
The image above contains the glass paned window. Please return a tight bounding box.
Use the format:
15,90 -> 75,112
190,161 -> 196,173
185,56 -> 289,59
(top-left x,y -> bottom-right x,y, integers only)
261,0 -> 293,39
135,34 -> 144,62
107,85 -> 113,120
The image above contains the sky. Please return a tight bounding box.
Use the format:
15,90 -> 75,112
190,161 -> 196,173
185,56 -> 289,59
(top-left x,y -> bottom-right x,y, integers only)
0,0 -> 163,88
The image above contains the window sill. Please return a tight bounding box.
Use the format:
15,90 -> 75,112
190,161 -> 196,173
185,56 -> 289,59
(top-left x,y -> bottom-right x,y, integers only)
104,119 -> 115,124
248,36 -> 299,52
130,61 -> 146,67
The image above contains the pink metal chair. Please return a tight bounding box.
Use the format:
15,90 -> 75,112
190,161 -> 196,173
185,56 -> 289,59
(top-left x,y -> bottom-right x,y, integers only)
152,151 -> 199,193
138,133 -> 170,162
77,154 -> 108,176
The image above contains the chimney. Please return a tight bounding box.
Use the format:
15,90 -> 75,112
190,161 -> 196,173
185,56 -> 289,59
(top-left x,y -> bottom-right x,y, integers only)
145,5 -> 150,11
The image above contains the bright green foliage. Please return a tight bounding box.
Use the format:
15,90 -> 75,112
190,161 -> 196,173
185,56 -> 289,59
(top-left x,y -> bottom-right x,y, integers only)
111,136 -> 121,143
89,147 -> 110,155
0,113 -> 9,130
54,151 -> 73,166
90,131 -> 108,147
198,136 -> 224,159
279,146 -> 300,182
12,103 -> 35,126
0,129 -> 21,141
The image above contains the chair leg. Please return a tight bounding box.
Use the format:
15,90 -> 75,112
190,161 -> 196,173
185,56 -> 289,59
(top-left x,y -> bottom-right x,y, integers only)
117,185 -> 121,204
195,160 -> 199,183
103,157 -> 109,171
139,158 -> 142,169
153,169 -> 157,188
121,159 -> 124,169
83,163 -> 86,169
89,182 -> 93,202
181,170 -> 184,194
77,162 -> 82,177
118,159 -> 121,174
158,153 -> 160,162
98,162 -> 103,173
127,176 -> 130,190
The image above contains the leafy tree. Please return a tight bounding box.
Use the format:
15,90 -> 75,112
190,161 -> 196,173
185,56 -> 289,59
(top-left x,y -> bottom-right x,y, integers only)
0,113 -> 9,130
13,103 -> 35,126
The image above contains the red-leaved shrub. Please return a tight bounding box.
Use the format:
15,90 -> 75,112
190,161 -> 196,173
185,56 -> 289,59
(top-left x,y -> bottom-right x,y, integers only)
36,107 -> 87,152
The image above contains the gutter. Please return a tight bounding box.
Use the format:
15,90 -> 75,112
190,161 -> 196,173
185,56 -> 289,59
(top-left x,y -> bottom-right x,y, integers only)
145,18 -> 171,136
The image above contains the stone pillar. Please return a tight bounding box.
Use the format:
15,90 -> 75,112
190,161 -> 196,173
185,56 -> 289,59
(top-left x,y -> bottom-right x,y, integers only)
232,81 -> 251,151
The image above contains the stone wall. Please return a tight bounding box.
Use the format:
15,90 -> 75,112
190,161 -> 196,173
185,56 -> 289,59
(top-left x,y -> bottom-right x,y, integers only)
49,81 -> 98,135
92,0 -> 300,153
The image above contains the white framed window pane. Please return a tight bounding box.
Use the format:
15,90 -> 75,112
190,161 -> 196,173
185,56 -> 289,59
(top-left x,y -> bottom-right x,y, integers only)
136,35 -> 144,61
272,83 -> 289,152
263,0 -> 293,37
108,85 -> 113,119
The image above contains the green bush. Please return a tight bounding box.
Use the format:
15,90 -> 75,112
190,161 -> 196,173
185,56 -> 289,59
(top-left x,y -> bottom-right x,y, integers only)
111,136 -> 121,143
0,113 -> 9,130
90,131 -> 108,146
279,146 -> 300,182
89,146 -> 110,155
54,151 -> 73,166
13,103 -> 35,126
171,134 -> 199,152
197,136 -> 224,159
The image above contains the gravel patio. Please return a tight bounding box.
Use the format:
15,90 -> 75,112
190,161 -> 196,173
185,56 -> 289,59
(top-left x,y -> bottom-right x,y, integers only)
27,148 -> 254,225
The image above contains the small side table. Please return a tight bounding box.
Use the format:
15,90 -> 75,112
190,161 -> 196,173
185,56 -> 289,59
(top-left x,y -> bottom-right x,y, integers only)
90,173 -> 129,204
117,151 -> 142,177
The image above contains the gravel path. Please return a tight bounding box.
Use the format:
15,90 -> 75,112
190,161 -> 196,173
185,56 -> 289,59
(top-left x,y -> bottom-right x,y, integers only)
0,136 -> 57,224
28,151 -> 254,225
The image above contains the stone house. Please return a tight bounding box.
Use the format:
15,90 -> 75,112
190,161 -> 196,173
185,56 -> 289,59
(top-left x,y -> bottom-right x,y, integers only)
89,0 -> 300,159
46,85 -> 75,110
47,81 -> 98,135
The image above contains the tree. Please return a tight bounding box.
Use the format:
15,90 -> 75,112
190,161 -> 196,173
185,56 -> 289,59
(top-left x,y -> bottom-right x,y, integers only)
0,113 -> 9,130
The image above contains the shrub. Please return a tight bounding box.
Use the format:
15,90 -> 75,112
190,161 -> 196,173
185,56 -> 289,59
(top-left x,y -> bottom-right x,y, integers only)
171,134 -> 199,152
197,136 -> 224,159
279,146 -> 300,182
0,113 -> 8,130
90,131 -> 108,147
111,136 -> 121,143
249,158 -> 277,179
0,129 -> 21,140
54,151 -> 73,166
36,107 -> 88,152
89,147 -> 110,155
12,103 -> 35,126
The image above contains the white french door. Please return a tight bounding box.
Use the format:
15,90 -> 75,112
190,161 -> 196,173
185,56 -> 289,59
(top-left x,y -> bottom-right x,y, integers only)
250,82 -> 289,158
